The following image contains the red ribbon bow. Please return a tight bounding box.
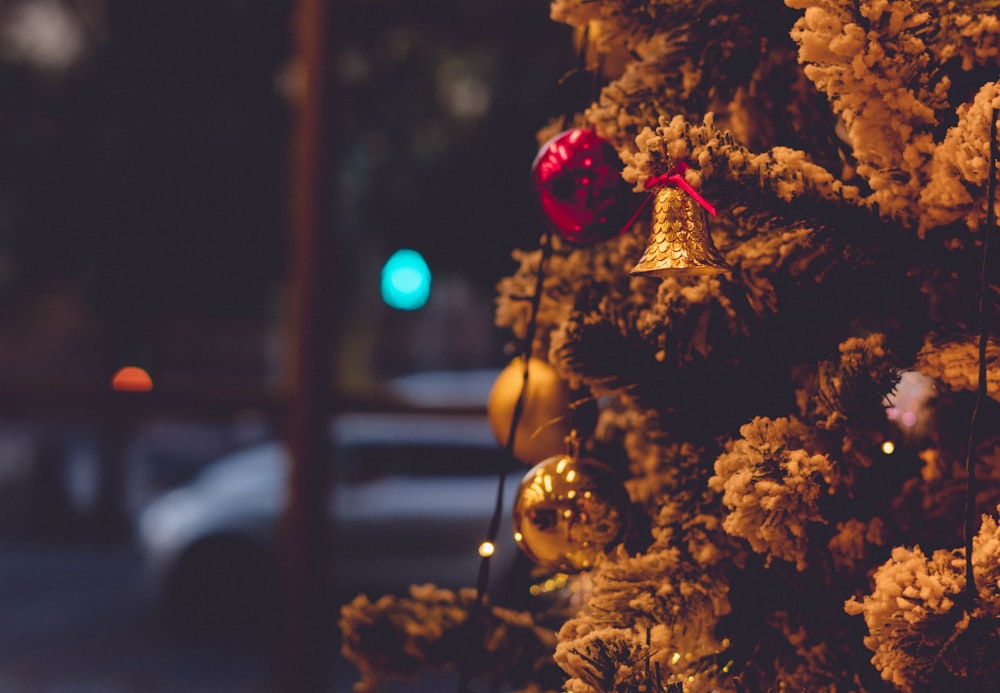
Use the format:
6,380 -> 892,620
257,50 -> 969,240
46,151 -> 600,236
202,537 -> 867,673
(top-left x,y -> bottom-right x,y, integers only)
643,161 -> 717,217
618,161 -> 716,235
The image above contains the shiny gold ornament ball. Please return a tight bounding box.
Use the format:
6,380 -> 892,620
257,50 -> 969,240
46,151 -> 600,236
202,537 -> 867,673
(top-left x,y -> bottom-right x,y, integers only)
487,357 -> 573,464
512,454 -> 631,573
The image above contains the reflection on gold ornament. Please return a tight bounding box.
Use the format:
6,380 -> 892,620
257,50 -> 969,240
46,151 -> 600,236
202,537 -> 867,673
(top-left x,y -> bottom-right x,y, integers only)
487,356 -> 574,464
631,186 -> 730,277
513,454 -> 631,573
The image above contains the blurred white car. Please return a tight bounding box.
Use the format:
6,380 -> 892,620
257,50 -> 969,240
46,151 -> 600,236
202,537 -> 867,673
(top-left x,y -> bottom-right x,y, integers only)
137,410 -> 525,630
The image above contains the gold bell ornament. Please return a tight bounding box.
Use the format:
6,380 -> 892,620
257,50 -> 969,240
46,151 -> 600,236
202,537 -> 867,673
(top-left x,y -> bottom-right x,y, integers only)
631,162 -> 730,277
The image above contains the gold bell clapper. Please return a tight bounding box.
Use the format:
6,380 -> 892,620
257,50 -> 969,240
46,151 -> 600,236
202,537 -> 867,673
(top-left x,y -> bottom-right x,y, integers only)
631,163 -> 731,277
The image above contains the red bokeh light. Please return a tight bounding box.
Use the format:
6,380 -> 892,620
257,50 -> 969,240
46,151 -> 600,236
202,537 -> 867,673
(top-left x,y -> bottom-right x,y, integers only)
111,366 -> 153,392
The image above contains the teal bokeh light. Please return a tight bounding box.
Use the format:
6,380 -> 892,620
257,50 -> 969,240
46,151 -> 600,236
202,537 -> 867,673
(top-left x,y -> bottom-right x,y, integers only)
381,249 -> 431,310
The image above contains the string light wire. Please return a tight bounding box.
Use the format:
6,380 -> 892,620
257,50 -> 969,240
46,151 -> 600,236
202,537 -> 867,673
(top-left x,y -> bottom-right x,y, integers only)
963,105 -> 998,606
457,233 -> 552,693
458,30 -> 594,691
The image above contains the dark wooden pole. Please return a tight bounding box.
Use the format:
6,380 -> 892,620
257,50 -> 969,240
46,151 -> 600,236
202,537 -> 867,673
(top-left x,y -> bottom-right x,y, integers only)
273,0 -> 335,690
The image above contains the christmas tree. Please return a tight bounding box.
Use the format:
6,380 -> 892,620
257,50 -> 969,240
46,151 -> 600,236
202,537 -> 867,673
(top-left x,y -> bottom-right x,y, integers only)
339,1 -> 1000,691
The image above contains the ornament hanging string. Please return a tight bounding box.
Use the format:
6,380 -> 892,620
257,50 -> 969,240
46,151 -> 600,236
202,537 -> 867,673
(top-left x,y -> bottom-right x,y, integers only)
617,161 -> 718,235
963,105 -> 999,607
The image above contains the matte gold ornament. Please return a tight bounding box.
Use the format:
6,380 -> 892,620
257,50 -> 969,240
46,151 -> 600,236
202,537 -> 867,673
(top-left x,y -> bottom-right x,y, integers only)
512,454 -> 631,573
487,357 -> 573,464
631,184 -> 731,277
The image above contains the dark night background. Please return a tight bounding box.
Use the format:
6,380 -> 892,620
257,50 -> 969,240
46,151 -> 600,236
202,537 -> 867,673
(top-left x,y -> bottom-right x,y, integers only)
0,0 -> 573,382
0,1 -> 574,690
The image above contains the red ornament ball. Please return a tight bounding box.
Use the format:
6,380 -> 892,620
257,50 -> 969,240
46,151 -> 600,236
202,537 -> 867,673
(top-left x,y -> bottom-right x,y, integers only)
531,128 -> 637,245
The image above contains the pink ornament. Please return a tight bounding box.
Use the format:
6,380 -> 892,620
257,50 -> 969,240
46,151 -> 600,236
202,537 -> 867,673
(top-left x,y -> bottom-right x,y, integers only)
531,128 -> 638,245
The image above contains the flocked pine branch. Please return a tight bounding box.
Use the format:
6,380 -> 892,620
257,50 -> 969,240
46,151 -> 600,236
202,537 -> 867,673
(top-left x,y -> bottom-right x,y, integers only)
845,509 -> 1000,691
788,1 -> 1000,226
917,333 -> 1000,400
343,2 -> 1000,691
558,0 -> 840,159
338,584 -> 562,692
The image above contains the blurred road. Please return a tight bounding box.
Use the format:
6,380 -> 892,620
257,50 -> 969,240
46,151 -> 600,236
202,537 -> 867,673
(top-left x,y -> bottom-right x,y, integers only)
0,539 -> 460,692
